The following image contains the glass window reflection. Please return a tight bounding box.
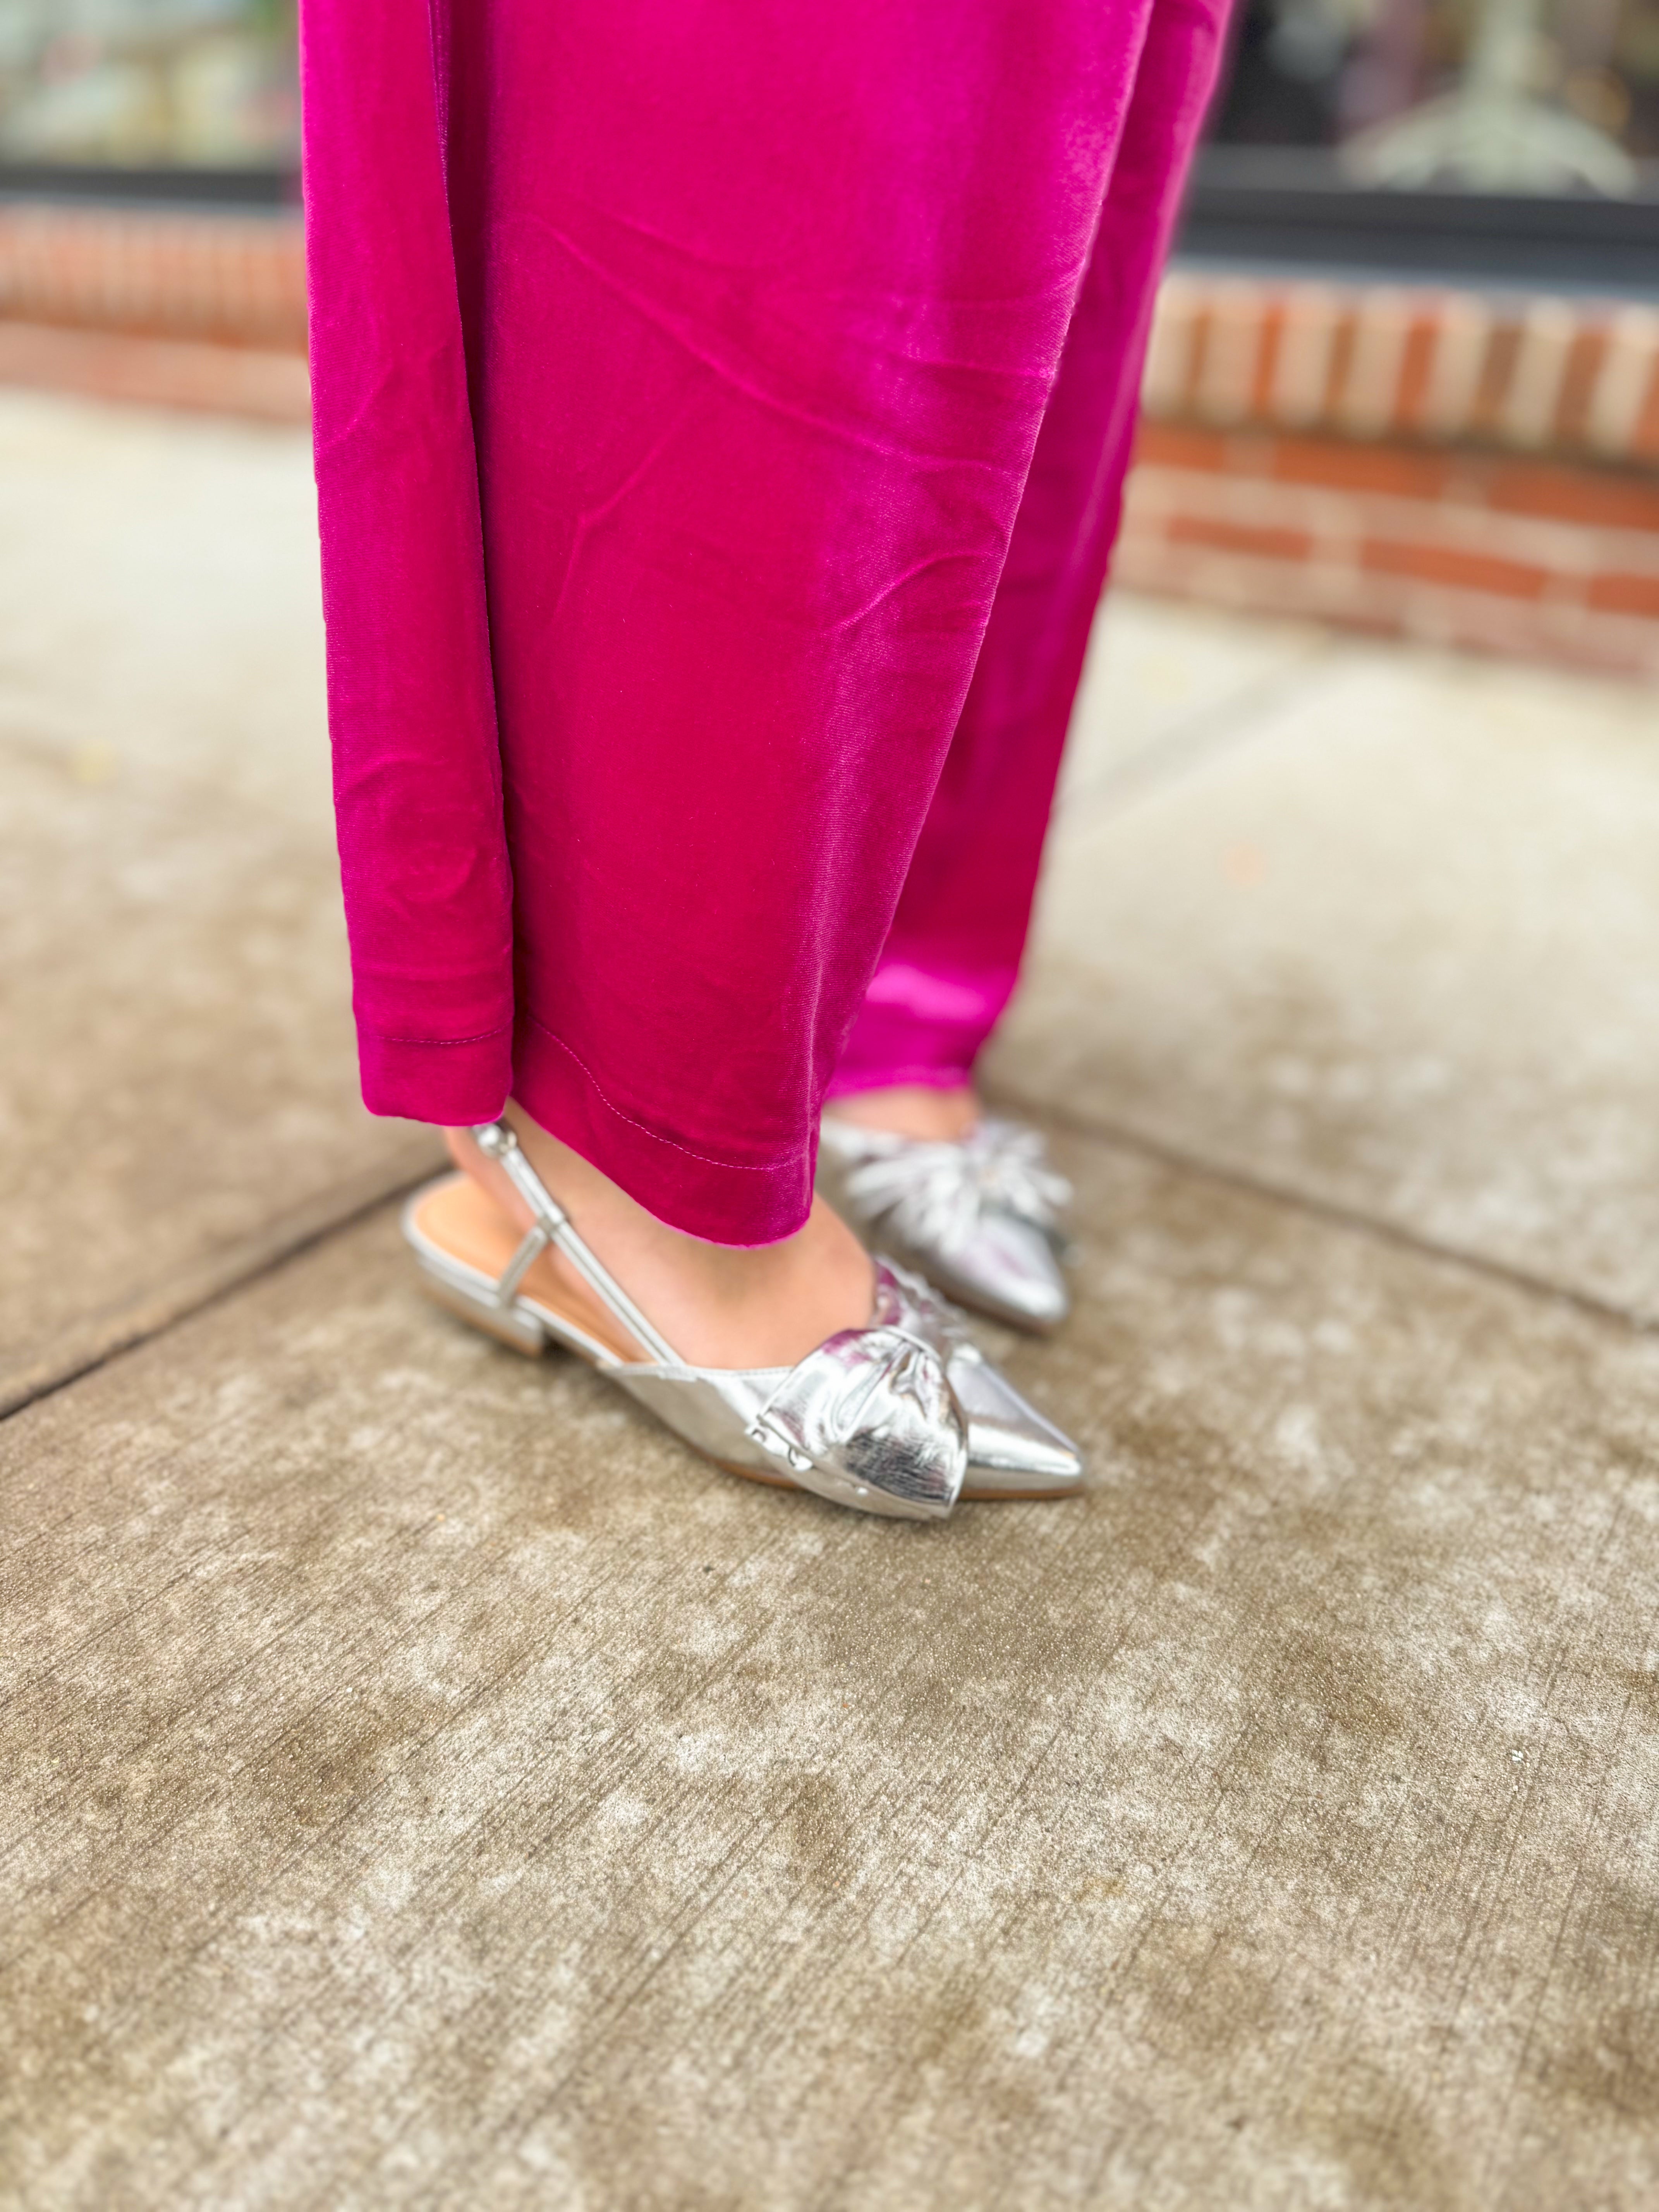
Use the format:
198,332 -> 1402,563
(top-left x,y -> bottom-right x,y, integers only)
1212,0 -> 1659,196
0,0 -> 297,169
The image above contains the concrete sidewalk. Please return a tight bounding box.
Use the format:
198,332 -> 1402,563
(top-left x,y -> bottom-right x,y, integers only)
4,391 -> 1658,2211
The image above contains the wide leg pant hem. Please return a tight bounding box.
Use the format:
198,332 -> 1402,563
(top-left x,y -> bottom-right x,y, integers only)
824,1048 -> 980,1102
513,1014 -> 814,1248
828,961 -> 1017,1099
360,1026 -> 514,1129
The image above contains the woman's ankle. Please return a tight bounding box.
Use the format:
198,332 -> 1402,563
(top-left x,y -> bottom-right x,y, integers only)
825,1083 -> 979,1143
443,1107 -> 874,1368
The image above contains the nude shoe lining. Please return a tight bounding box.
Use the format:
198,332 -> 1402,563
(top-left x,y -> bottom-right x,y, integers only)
411,1175 -> 644,1364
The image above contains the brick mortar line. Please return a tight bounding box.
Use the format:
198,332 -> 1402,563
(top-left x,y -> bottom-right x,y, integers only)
1118,541 -> 1659,615
1140,412 -> 1659,477
1115,555 -> 1659,669
0,319 -> 306,354
1125,466 -> 1659,572
989,1084 -> 1659,1345
1141,493 -> 1659,575
1140,411 -> 1659,479
1120,531 -> 1659,599
1114,545 -> 1659,665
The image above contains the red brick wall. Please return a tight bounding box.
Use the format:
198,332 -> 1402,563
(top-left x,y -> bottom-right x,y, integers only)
0,201 -> 306,348
1,204 -> 1655,675
1137,276 -> 1659,464
1121,421 -> 1659,675
0,202 -> 307,421
1118,275 -> 1659,677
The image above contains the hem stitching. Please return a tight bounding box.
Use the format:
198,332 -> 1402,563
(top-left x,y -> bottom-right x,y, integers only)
523,1014 -> 806,1178
365,1024 -> 514,1049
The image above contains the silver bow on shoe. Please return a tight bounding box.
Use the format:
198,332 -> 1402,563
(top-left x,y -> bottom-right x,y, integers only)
619,1257 -> 1079,1504
745,1321 -> 967,1516
817,1114 -> 1073,1333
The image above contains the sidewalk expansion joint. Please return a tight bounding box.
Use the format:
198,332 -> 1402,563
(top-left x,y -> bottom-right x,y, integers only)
0,1147 -> 443,1425
995,1085 -> 1657,1345
9,1099 -> 1647,1432
1056,641 -> 1343,830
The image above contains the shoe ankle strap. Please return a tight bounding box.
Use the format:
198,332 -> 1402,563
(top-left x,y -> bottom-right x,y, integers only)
471,1121 -> 682,1366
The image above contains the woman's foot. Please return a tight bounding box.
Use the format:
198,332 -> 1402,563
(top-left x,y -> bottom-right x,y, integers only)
816,1091 -> 1073,1334
446,1107 -> 873,1370
824,1082 -> 979,1142
406,1132 -> 1081,1510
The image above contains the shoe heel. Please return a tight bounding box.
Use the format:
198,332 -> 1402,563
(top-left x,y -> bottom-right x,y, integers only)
414,1260 -> 550,1358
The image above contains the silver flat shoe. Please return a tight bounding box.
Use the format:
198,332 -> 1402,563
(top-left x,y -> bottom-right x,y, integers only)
405,1131 -> 1084,1510
817,1113 -> 1073,1333
405,1122 -> 965,1521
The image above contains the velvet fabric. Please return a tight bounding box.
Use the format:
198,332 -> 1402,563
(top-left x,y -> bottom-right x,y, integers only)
300,0 -> 1228,1245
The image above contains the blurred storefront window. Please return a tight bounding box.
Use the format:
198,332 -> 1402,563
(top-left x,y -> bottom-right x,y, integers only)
1213,0 -> 1658,195
0,1 -> 1653,283
1190,1 -> 1659,287
0,0 -> 1650,679
7,2 -> 1656,201
0,0 -> 296,173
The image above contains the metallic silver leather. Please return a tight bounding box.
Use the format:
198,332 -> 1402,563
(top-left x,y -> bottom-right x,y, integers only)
817,1114 -> 1073,1332
611,1329 -> 967,1522
871,1259 -> 1083,1496
601,1365 -> 787,1478
404,1125 -> 968,1521
744,1323 -> 966,1517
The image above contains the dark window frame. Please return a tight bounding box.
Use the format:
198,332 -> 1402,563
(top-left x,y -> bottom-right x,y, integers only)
0,163 -> 297,209
1177,149 -> 1659,295
1,146 -> 1654,299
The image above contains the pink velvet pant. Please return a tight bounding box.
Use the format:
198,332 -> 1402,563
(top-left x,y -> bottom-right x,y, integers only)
301,0 -> 1228,1244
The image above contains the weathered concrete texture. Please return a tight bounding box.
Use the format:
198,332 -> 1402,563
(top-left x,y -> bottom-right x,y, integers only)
0,742 -> 437,1407
7,391 -> 1659,2208
0,391 -> 331,831
0,394 -> 436,1407
993,634 -> 1659,1322
1060,591 -> 1334,814
5,1143 -> 1659,2211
